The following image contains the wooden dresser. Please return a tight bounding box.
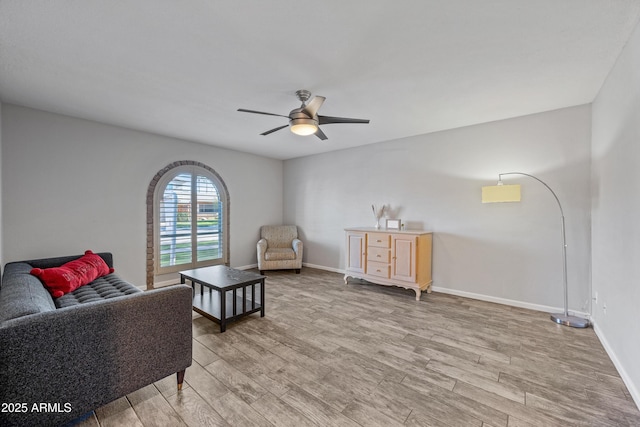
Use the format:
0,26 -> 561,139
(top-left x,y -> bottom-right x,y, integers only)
344,227 -> 433,300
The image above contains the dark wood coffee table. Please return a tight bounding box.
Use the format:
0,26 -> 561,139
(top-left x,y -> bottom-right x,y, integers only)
179,265 -> 265,332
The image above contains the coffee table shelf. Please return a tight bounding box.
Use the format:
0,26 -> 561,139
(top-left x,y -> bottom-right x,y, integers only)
192,290 -> 262,324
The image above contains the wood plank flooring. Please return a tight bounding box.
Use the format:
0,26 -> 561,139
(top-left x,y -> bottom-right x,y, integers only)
79,268 -> 640,426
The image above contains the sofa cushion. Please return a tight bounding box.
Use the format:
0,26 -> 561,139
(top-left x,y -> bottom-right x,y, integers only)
55,274 -> 142,308
0,262 -> 56,322
30,250 -> 115,298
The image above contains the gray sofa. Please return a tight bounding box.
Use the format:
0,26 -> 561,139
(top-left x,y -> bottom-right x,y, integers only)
0,253 -> 193,427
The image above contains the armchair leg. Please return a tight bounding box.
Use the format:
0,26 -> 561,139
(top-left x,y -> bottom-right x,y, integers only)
177,369 -> 186,390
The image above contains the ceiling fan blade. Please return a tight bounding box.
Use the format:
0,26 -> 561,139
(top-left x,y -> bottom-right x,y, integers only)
260,124 -> 289,136
314,127 -> 328,140
238,108 -> 289,118
302,96 -> 326,117
318,115 -> 370,125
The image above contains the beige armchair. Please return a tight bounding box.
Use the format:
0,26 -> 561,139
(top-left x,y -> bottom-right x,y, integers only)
257,225 -> 303,274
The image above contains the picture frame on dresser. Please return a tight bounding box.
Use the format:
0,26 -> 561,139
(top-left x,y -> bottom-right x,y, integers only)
386,219 -> 401,230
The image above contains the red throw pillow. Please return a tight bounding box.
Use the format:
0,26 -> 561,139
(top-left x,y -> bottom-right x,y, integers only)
30,250 -> 115,298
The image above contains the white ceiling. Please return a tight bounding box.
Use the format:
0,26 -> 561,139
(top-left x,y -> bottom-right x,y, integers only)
1,1 -> 640,160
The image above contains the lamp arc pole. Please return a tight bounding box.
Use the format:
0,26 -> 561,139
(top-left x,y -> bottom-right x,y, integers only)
499,172 -> 589,328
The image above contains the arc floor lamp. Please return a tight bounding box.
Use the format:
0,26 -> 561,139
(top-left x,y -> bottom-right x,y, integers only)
482,172 -> 589,328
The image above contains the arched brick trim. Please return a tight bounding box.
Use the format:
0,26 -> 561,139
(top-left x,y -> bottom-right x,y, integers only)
146,161 -> 230,290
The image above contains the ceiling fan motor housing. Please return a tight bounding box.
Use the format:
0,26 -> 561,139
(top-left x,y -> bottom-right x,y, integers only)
295,89 -> 312,104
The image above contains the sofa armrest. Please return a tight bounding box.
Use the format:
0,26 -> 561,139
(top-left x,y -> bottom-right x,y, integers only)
292,238 -> 303,258
0,284 -> 193,427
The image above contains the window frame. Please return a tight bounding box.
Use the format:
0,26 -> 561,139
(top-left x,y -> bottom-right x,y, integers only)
152,164 -> 229,277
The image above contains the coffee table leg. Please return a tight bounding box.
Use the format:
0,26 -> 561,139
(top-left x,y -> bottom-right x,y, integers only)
251,284 -> 255,310
181,275 -> 194,297
260,279 -> 265,317
220,289 -> 226,333
242,287 -> 247,315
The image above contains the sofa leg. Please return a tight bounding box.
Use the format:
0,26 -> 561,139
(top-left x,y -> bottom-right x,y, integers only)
259,270 -> 264,275
177,370 -> 186,390
296,269 -> 301,274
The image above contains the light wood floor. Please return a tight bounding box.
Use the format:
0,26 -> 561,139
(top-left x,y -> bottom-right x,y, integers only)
79,268 -> 640,426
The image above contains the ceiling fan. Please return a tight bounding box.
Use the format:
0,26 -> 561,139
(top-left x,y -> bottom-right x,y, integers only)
237,89 -> 370,140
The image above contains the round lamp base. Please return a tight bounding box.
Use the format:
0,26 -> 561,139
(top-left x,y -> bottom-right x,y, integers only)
550,313 -> 590,328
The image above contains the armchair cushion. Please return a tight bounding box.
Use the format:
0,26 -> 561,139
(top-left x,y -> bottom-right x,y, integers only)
264,247 -> 296,261
260,225 -> 299,248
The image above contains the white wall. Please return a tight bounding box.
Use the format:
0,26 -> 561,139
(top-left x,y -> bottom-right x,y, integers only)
1,105 -> 283,286
591,20 -> 640,407
284,105 -> 592,313
0,102 -> 3,272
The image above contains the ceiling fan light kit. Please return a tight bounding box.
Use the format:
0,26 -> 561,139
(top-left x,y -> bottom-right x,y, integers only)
290,118 -> 318,136
238,89 -> 369,140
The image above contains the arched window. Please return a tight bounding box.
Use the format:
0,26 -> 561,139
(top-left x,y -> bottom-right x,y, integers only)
147,162 -> 229,288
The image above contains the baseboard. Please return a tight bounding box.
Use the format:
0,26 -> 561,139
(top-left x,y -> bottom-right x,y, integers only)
154,271 -> 265,286
431,285 -> 590,318
235,263 -> 341,273
234,263 -> 258,270
592,322 -> 640,411
153,279 -> 179,288
302,262 -> 344,274
153,264 -> 259,288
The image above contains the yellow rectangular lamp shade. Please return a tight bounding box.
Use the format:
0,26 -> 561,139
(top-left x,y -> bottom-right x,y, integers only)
482,184 -> 521,203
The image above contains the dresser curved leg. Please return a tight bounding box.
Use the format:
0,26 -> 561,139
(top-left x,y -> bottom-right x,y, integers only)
414,289 -> 421,301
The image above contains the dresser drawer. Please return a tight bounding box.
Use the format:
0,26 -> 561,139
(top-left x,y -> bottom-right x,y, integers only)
367,246 -> 390,263
367,261 -> 390,278
368,233 -> 390,248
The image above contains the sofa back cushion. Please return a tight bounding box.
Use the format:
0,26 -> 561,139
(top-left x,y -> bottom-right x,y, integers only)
0,262 -> 56,322
24,252 -> 113,270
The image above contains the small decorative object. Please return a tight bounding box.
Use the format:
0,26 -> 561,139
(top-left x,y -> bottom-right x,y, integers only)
386,219 -> 401,230
371,204 -> 386,229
